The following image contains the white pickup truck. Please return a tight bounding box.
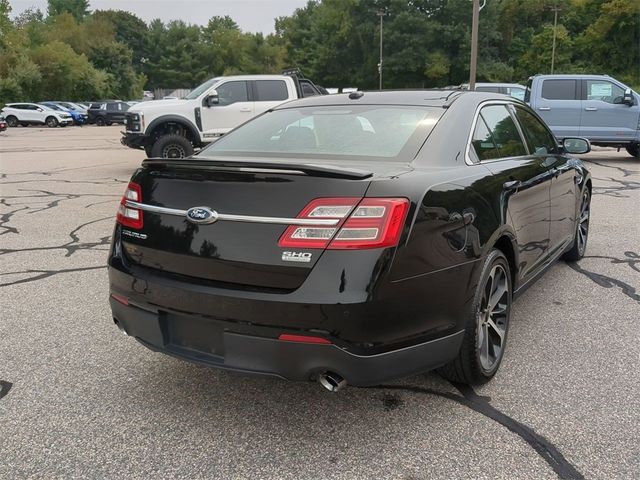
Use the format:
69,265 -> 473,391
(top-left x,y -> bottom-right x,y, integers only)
122,71 -> 324,158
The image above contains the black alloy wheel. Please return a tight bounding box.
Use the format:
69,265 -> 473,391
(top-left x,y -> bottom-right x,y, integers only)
438,249 -> 512,384
5,116 -> 18,127
46,116 -> 58,128
95,116 -> 106,126
563,189 -> 590,261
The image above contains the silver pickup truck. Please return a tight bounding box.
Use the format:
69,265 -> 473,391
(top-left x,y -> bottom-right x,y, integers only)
525,74 -> 640,159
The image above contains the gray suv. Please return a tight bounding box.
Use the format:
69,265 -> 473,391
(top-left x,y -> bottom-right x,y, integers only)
525,74 -> 640,159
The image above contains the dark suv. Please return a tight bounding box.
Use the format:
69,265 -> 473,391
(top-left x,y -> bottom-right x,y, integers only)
88,101 -> 130,126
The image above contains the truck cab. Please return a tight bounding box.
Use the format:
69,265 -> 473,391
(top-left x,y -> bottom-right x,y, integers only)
526,74 -> 640,158
122,72 -> 324,158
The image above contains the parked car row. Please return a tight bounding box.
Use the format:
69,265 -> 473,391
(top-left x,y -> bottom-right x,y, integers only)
0,100 -> 135,128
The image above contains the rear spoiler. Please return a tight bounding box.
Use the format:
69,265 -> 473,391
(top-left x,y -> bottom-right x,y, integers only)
142,158 -> 373,180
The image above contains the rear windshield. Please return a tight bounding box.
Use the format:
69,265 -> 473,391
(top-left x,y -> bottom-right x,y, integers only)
199,105 -> 443,162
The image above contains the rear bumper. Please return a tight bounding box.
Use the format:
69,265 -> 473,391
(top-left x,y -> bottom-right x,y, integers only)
110,296 -> 464,386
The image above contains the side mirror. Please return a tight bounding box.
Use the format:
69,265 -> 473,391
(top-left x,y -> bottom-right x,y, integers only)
623,88 -> 634,106
37,108 -> 43,112
204,90 -> 219,107
562,137 -> 590,155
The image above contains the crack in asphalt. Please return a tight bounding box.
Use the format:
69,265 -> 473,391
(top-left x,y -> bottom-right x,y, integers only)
583,159 -> 638,177
0,381 -> 13,400
0,216 -> 112,257
568,261 -> 640,302
369,383 -> 584,480
591,176 -> 640,198
584,251 -> 640,274
0,265 -> 107,287
0,205 -> 28,235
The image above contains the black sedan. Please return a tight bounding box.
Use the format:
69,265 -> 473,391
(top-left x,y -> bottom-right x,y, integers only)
108,91 -> 591,391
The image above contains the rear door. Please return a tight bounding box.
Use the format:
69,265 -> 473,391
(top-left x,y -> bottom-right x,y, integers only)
580,78 -> 640,142
470,103 -> 553,282
201,80 -> 254,135
535,78 -> 581,139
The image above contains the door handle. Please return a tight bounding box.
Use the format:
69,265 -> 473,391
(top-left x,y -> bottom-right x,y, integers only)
240,108 -> 252,112
503,180 -> 521,191
584,107 -> 598,111
538,107 -> 551,111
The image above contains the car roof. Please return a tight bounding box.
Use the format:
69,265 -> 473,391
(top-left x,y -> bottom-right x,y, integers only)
272,90 -> 514,109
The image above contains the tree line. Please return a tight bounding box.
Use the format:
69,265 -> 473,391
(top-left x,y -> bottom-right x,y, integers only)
0,0 -> 638,105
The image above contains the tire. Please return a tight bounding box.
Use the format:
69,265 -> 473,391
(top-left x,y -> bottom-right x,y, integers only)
106,121 -> 113,126
95,116 -> 106,126
563,189 -> 591,261
144,145 -> 154,158
5,116 -> 18,128
150,134 -> 194,159
626,143 -> 640,159
45,116 -> 58,128
438,249 -> 512,385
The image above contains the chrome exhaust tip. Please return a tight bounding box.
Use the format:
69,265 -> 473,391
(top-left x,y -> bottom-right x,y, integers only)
318,372 -> 347,392
113,318 -> 128,336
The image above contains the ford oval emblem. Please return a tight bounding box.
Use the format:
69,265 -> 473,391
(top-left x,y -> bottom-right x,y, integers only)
186,206 -> 218,225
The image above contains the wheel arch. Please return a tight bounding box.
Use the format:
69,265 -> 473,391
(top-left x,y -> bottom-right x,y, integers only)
147,116 -> 202,147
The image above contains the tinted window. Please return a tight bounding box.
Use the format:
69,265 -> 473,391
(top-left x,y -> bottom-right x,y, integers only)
90,103 -> 104,109
479,105 -> 527,158
200,106 -> 443,162
28,105 -> 41,110
255,80 -> 288,101
586,80 -> 624,104
300,81 -> 319,97
216,81 -> 249,106
106,103 -> 118,111
541,79 -> 577,100
471,116 -> 500,160
514,107 -> 557,155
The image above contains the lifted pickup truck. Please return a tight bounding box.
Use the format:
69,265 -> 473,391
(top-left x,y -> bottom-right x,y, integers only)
122,71 -> 324,158
526,74 -> 640,159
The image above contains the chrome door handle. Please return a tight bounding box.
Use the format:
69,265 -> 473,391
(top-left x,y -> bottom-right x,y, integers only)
585,107 -> 598,111
538,107 -> 551,111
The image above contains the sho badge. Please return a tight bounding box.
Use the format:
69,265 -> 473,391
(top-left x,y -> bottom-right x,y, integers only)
186,206 -> 218,225
282,251 -> 312,263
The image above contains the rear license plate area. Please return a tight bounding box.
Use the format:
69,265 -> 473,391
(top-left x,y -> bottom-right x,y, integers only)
164,313 -> 225,357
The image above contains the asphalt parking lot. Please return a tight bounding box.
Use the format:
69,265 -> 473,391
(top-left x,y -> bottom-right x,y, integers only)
1,125 -> 638,479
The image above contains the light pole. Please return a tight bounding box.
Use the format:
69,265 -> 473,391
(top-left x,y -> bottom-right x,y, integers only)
550,3 -> 561,74
377,10 -> 385,90
469,0 -> 480,90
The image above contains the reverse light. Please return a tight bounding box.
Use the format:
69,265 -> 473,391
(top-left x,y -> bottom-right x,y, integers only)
278,197 -> 409,250
116,182 -> 143,229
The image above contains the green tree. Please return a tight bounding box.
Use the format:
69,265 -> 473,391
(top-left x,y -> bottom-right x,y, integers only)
47,0 -> 90,22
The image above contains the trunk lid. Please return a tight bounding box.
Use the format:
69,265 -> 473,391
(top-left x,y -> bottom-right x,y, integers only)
120,158 -> 404,290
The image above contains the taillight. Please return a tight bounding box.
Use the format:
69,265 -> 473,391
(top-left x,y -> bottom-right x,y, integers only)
278,197 -> 409,250
116,182 -> 143,229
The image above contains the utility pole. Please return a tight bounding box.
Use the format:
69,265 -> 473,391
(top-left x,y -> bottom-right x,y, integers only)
550,3 -> 561,74
469,0 -> 480,90
377,10 -> 385,90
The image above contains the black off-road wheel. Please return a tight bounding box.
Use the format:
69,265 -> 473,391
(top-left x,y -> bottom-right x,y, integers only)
563,189 -> 591,261
45,116 -> 58,128
438,249 -> 512,385
5,116 -> 18,127
626,143 -> 639,159
95,116 -> 106,126
150,134 -> 194,159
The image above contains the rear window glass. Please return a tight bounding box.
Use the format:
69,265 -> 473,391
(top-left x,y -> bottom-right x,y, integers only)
541,80 -> 577,100
199,106 -> 443,162
255,80 -> 288,101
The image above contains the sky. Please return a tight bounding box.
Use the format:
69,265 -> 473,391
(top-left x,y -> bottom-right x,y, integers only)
9,0 -> 310,33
